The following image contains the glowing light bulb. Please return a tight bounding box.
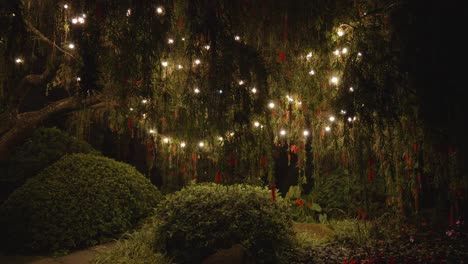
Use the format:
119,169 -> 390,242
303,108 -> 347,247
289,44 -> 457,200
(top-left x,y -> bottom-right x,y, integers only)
156,7 -> 164,15
340,110 -> 347,115
219,90 -> 223,94
168,38 -> 174,44
204,45 -> 210,50
331,76 -> 339,84
161,61 -> 168,67
76,77 -> 81,82
78,17 -> 85,24
353,116 -> 357,121
68,43 -> 75,49
337,29 -> 344,36
358,52 -> 362,57
142,99 -> 148,104
334,49 -> 340,56
348,117 -> 353,122
296,101 -> 302,105
268,102 -> 275,109
238,80 -> 244,85
194,59 -> 201,65
149,129 -> 155,134
163,137 -> 169,143
280,129 -> 286,136
199,141 -> 204,147
129,107 -> 134,111
325,126 -> 331,132
64,4 -> 69,9
180,142 -> 186,148
306,52 -> 312,59
82,14 -> 86,18
349,87 -> 354,92
218,137 -> 223,141
329,116 -> 335,122
71,18 -> 78,24
194,88 -> 200,94
126,9 -> 132,16
251,87 -> 257,93
181,37 -> 186,41
303,130 -> 310,136
143,113 -> 147,118
177,64 -> 183,69
15,58 -> 24,64
309,70 -> 315,75
286,95 -> 293,102
254,121 -> 260,127
234,35 -> 240,41
229,132 -> 235,136
342,47 -> 348,54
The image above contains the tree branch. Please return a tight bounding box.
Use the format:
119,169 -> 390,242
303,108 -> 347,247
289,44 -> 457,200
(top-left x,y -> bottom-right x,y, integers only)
23,19 -> 76,59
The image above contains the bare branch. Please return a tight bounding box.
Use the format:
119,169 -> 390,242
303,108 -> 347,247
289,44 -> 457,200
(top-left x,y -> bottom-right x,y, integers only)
23,19 -> 76,59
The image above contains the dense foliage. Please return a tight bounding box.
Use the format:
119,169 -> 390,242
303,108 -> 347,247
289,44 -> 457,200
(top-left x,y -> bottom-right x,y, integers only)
155,183 -> 296,263
0,154 -> 160,253
1,127 -> 99,194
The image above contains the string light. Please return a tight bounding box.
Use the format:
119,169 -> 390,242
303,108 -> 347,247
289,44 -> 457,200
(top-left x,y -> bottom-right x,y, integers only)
268,102 -> 275,109
12,13 -> 16,17
194,59 -> 201,65
218,136 -> 223,141
142,99 -> 148,104
163,137 -> 170,143
358,52 -> 362,57
76,77 -> 81,82
340,110 -> 347,115
15,58 -> 24,64
149,129 -> 155,134
71,18 -> 78,24
180,142 -> 186,148
78,17 -> 85,24
229,132 -> 235,136
353,116 -> 357,121
181,37 -> 186,41
234,35 -> 240,41
129,107 -> 134,111
334,49 -> 340,56
251,87 -> 257,94
337,29 -> 344,36
280,129 -> 286,136
306,52 -> 312,59
143,113 -> 147,118
331,76 -> 339,84
63,4 -> 69,9
126,9 -> 132,16
68,43 -> 75,49
296,101 -> 302,105
219,90 -> 223,94
286,95 -> 293,102
168,38 -> 174,44
204,45 -> 210,50
348,117 -> 353,122
254,121 -> 260,127
325,126 -> 331,132
161,61 -> 168,67
82,14 -> 86,18
349,87 -> 354,92
342,47 -> 348,54
199,141 -> 205,148
303,130 -> 310,137
194,88 -> 200,93
309,70 -> 315,75
156,7 -> 164,15
238,80 -> 244,85
177,64 -> 183,69
329,116 -> 335,122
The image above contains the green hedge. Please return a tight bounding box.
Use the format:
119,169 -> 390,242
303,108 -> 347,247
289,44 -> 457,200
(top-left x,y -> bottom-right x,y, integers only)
155,184 -> 296,263
1,127 -> 100,192
0,154 -> 160,253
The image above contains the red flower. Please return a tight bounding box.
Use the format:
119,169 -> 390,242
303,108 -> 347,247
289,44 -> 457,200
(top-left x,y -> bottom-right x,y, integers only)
294,198 -> 304,207
290,145 -> 298,154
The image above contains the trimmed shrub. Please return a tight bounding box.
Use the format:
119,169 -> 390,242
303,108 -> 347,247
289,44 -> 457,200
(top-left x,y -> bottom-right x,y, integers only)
155,183 -> 296,263
1,127 -> 100,192
0,154 -> 160,253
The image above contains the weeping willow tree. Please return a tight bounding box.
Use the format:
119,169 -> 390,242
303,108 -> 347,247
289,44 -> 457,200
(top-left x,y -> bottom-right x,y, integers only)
1,0 -> 466,219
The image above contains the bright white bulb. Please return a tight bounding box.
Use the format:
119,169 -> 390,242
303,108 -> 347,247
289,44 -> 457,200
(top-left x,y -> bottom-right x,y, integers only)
204,45 -> 210,50
142,113 -> 147,118
229,132 -> 235,136
251,87 -> 257,94
177,64 -> 183,69
268,102 -> 275,109
76,77 -> 81,82
280,129 -> 286,136
161,61 -> 168,67
71,18 -> 78,24
181,37 -> 186,41
303,130 -> 310,136
329,116 -> 335,122
358,52 -> 362,57
334,49 -> 340,56
348,117 -> 353,122
163,137 -> 169,143
156,7 -> 164,14
340,110 -> 347,115
331,77 -> 339,84
194,59 -> 201,65
337,30 -> 344,36
82,14 -> 86,18
306,52 -> 312,59
149,129 -> 155,134
309,70 -> 315,75
129,107 -> 134,111
296,101 -> 302,105
142,99 -> 148,104
325,126 -> 331,132
342,47 -> 348,54
194,88 -> 200,94
68,43 -> 75,49
234,35 -> 240,41
78,17 -> 85,24
349,87 -> 354,92
15,58 -> 24,64
219,90 -> 223,94
126,9 -> 132,16
238,80 -> 244,85
199,142 -> 204,147
353,116 -> 357,121
287,95 -> 293,102
218,137 -> 223,141
180,142 -> 186,148
64,4 -> 69,9
168,38 -> 174,44
254,121 -> 260,127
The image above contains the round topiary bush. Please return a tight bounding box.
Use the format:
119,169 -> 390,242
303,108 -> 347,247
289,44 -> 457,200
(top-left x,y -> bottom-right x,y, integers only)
1,127 -> 100,193
155,184 -> 296,263
0,154 -> 160,253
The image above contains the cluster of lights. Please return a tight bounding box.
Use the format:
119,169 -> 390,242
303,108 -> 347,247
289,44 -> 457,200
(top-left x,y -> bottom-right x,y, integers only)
15,57 -> 24,64
71,15 -> 86,25
161,61 -> 168,67
168,38 -> 174,44
309,70 -> 315,75
194,59 -> 201,65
